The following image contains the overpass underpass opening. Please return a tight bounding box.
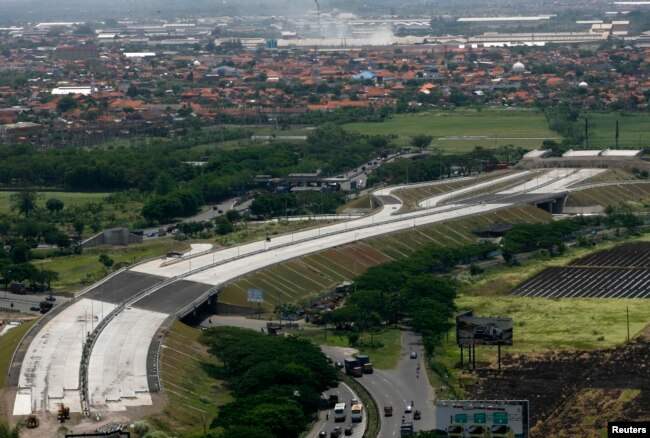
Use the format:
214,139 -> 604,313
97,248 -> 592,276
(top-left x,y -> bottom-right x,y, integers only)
534,194 -> 567,214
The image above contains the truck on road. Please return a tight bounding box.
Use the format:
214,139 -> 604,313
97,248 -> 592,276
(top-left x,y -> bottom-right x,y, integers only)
350,403 -> 363,423
344,358 -> 363,377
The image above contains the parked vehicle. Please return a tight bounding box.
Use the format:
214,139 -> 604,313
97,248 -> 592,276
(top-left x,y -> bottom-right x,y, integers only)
40,301 -> 54,310
10,283 -> 25,294
405,404 -> 412,414
45,296 -> 56,302
414,410 -> 421,420
363,363 -> 373,374
328,394 -> 339,408
410,351 -> 417,359
384,406 -> 393,417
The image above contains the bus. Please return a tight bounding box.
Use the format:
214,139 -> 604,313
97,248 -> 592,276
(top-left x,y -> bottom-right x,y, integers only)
351,403 -> 363,423
334,402 -> 347,422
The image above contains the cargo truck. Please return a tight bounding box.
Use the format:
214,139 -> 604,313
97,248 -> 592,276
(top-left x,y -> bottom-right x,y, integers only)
343,358 -> 363,377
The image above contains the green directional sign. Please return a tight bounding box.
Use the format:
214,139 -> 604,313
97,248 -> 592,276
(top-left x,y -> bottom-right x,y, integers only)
454,414 -> 468,424
474,413 -> 487,424
493,412 -> 509,425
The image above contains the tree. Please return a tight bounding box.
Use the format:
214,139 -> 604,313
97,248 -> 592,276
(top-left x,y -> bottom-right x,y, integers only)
410,134 -> 433,151
221,426 -> 273,438
153,172 -> 175,196
73,218 -> 85,237
56,94 -> 78,113
226,209 -> 242,223
10,242 -> 31,264
10,189 -> 38,216
215,216 -> 234,235
99,253 -> 114,270
126,83 -> 139,98
45,198 -> 64,213
73,24 -> 95,35
41,269 -> 59,289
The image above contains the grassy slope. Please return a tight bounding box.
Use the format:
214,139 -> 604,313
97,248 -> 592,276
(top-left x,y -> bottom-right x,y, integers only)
343,109 -> 557,152
0,319 -> 37,388
147,321 -> 231,437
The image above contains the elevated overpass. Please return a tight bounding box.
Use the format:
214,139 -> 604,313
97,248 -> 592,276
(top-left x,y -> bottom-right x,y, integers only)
9,168 -> 605,419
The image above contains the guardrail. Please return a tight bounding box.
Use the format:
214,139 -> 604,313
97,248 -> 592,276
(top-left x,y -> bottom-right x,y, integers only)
78,274 -> 181,415
567,179 -> 650,192
78,170 -> 586,415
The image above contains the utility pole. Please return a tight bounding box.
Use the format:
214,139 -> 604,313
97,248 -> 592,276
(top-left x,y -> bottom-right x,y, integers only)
615,120 -> 619,150
585,118 -> 589,149
627,306 -> 630,343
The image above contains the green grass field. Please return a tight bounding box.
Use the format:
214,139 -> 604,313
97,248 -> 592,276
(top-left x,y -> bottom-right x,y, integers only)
0,191 -> 109,213
147,321 -> 231,436
343,109 -> 557,152
291,326 -> 403,369
40,239 -> 189,293
0,318 -> 37,388
579,112 -> 650,149
431,234 -> 650,395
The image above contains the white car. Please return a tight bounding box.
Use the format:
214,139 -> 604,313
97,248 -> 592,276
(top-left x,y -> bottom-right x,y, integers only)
405,404 -> 413,414
410,351 -> 417,359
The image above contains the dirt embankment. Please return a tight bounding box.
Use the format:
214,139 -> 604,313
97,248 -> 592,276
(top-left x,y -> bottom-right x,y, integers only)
466,328 -> 650,437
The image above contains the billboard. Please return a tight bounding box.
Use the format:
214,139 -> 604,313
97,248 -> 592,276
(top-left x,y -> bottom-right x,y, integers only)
456,314 -> 513,346
436,400 -> 529,438
247,289 -> 264,303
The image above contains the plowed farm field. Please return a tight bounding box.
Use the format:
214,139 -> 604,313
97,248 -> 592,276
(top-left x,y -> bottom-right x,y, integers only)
512,242 -> 650,298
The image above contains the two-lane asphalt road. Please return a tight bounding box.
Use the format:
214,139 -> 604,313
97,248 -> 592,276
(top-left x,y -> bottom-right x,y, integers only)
323,329 -> 435,438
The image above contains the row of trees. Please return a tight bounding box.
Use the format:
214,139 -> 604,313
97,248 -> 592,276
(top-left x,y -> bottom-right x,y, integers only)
501,209 -> 643,264
201,327 -> 338,438
325,242 -> 497,355
249,191 -> 346,218
0,246 -> 59,291
367,147 -> 500,187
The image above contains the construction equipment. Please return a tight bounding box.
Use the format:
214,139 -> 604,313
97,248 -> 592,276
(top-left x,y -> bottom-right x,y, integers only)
26,412 -> 39,428
57,403 -> 70,423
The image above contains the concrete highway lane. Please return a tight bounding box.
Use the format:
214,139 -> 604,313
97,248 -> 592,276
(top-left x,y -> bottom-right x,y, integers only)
11,168 -> 606,423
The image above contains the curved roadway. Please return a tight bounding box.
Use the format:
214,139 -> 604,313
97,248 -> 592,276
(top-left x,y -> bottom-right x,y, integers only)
11,168 -> 604,422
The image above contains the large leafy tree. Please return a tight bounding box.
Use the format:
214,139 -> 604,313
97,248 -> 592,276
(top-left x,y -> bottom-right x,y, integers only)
10,189 -> 38,216
202,327 -> 337,437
